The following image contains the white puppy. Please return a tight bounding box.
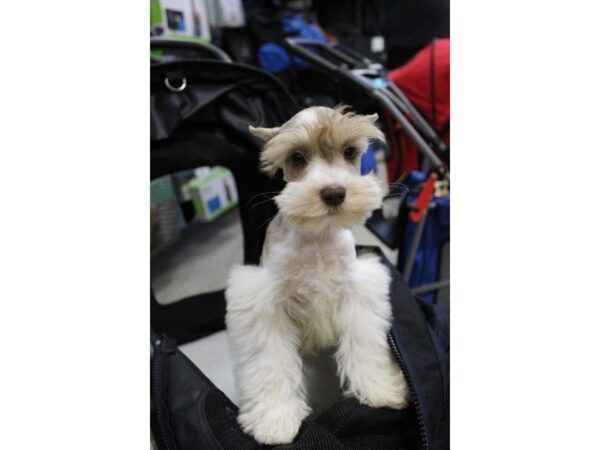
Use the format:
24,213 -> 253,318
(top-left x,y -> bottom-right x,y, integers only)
225,106 -> 410,445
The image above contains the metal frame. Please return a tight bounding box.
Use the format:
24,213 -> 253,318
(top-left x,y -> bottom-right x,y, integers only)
284,38 -> 450,295
283,38 -> 449,160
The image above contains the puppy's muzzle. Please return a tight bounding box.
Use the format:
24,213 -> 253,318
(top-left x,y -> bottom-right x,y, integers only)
320,185 -> 346,207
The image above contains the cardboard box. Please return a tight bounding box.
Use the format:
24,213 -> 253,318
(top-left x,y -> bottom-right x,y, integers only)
151,0 -> 211,40
184,167 -> 238,222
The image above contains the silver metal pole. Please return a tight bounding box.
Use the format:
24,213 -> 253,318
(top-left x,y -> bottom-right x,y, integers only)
372,89 -> 445,169
403,206 -> 429,281
386,83 -> 448,153
380,86 -> 411,115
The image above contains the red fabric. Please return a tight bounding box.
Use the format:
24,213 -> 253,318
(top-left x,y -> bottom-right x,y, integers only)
409,172 -> 437,222
384,111 -> 419,182
386,38 -> 450,178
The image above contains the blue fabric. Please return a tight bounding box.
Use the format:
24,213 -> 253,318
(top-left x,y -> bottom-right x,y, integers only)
257,15 -> 326,74
405,170 -> 427,185
400,171 -> 450,303
281,15 -> 325,41
360,144 -> 378,175
281,15 -> 325,69
257,43 -> 292,74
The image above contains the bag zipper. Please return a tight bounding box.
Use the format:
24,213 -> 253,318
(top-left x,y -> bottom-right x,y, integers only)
151,337 -> 176,450
387,333 -> 429,450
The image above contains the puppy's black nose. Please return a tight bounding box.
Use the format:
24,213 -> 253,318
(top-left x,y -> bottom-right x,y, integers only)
320,185 -> 346,207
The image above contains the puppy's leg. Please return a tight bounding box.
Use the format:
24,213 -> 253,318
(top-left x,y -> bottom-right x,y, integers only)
225,265 -> 310,445
335,256 -> 410,409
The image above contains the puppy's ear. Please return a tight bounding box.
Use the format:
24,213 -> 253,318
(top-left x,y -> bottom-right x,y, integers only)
249,125 -> 281,142
366,113 -> 379,124
347,114 -> 384,144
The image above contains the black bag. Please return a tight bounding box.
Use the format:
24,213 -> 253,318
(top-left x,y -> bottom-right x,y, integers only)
151,248 -> 449,450
151,57 -> 298,343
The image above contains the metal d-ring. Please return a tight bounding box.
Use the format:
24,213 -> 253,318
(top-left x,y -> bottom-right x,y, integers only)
164,77 -> 187,92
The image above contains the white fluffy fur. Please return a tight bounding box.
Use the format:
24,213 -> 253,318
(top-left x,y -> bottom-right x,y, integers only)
276,160 -> 383,233
225,107 -> 410,445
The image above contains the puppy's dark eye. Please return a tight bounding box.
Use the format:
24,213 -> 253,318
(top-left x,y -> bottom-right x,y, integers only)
290,152 -> 306,167
343,147 -> 357,161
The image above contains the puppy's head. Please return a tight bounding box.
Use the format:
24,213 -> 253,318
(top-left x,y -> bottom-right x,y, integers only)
250,106 -> 384,233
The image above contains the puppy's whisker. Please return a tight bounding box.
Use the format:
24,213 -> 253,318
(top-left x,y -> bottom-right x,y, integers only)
387,182 -> 410,191
256,213 -> 277,231
250,197 -> 276,208
246,191 -> 280,207
246,191 -> 280,202
383,192 -> 410,199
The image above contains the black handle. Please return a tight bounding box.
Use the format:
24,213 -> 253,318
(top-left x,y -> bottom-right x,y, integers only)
283,38 -> 342,73
283,38 -> 378,91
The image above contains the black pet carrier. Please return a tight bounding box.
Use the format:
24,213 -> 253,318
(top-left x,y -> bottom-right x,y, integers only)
151,40 -> 296,343
150,39 -> 449,450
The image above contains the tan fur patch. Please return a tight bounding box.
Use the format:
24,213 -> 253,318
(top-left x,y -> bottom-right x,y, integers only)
258,106 -> 384,177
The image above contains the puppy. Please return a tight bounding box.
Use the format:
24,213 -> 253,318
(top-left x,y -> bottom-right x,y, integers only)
225,106 -> 410,445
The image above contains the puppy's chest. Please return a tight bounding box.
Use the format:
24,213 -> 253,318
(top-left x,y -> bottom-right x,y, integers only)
267,230 -> 356,283
284,259 -> 347,350
265,230 -> 356,350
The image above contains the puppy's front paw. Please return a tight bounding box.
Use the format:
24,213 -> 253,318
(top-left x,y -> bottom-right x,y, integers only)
238,400 -> 311,445
357,377 -> 411,410
350,365 -> 411,410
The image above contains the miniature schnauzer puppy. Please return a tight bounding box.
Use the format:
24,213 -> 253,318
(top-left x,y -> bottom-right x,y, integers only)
225,106 -> 410,445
